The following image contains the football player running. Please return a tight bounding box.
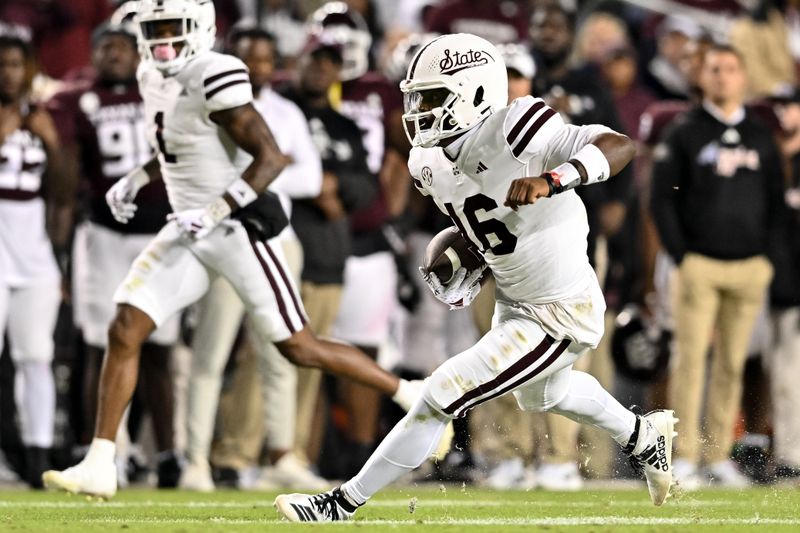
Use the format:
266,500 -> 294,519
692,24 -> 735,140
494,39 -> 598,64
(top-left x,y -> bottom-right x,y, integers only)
275,33 -> 678,521
42,0 -> 419,498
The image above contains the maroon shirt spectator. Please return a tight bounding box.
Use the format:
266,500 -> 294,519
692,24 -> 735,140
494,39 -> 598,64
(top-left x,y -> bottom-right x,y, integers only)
339,71 -> 402,243
47,74 -> 171,234
424,0 -> 528,44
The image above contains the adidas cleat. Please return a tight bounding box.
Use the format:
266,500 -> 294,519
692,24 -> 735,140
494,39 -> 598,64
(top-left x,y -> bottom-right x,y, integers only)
625,409 -> 678,506
274,487 -> 358,522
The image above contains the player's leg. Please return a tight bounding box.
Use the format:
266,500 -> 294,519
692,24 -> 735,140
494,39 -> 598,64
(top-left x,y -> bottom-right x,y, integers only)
202,224 -> 414,404
6,280 -> 60,488
274,315 -> 572,521
44,224 -> 211,497
514,344 -> 676,505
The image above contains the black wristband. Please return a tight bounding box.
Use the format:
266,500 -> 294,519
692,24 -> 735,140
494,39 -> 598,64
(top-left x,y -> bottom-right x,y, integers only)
542,173 -> 559,197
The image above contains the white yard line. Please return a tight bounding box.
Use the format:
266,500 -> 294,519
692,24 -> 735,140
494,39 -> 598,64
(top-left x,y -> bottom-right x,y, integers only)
71,516 -> 800,526
0,499 -> 746,509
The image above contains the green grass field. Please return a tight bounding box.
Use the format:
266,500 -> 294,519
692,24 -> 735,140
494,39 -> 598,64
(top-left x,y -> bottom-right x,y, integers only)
1,485 -> 799,532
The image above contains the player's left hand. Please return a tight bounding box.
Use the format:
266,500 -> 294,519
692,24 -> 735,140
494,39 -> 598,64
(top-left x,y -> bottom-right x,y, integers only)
420,266 -> 484,310
504,176 -> 552,211
168,208 -> 218,240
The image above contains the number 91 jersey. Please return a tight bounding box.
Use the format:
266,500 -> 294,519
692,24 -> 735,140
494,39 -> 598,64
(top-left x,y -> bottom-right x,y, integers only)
137,51 -> 253,212
410,96 -> 612,305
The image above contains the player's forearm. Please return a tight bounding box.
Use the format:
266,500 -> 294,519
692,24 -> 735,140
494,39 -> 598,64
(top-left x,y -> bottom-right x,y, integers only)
543,132 -> 634,196
224,152 -> 286,209
586,132 -> 636,179
212,103 -> 287,209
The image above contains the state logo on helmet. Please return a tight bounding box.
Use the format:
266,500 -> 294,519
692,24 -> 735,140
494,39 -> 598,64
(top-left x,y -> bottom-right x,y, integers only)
307,1 -> 371,81
400,33 -> 508,148
134,0 -> 216,75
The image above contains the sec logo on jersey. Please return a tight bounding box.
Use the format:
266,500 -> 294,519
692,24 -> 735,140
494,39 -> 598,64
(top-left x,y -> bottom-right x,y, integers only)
421,166 -> 433,186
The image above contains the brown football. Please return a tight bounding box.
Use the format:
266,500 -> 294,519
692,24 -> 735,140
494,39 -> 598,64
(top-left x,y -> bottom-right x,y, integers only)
422,227 -> 486,284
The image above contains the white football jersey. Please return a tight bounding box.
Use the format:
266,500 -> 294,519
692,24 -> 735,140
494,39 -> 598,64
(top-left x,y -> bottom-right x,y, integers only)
409,96 -> 613,305
137,51 -> 254,212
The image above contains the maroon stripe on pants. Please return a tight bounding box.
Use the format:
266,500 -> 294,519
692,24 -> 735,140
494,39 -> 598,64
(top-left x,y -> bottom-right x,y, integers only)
263,242 -> 307,328
454,339 -> 571,417
249,238 -> 297,334
442,334 -> 555,416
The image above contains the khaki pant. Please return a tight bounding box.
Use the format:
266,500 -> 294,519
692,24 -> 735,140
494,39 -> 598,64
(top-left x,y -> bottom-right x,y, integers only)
670,253 -> 773,464
769,308 -> 800,467
293,282 -> 343,462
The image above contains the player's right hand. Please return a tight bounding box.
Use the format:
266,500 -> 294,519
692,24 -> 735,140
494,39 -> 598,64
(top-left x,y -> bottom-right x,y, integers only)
504,176 -> 552,210
106,176 -> 139,223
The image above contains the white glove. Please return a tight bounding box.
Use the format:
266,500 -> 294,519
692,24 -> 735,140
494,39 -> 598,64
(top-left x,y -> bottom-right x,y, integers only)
105,167 -> 148,223
168,197 -> 232,240
420,266 -> 484,309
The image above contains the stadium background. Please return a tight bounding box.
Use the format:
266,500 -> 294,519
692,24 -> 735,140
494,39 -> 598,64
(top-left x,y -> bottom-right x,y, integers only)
0,0 -> 799,502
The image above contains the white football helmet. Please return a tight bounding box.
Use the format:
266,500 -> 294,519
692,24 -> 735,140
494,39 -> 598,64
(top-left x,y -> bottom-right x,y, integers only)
400,33 -> 508,148
134,0 -> 216,75
307,1 -> 371,81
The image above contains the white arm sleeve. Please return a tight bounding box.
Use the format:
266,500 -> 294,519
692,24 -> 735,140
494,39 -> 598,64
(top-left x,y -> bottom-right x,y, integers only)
267,103 -> 323,199
541,123 -> 615,170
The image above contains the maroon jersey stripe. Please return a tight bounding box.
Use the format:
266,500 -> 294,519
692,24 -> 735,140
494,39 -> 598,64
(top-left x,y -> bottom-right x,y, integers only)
263,241 -> 307,329
249,238 -> 298,334
203,68 -> 248,87
205,79 -> 249,100
506,100 -> 544,146
512,108 -> 557,158
0,189 -> 38,201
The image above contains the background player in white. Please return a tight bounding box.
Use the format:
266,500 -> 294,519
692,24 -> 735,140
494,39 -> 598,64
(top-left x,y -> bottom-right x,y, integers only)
276,33 -> 677,521
42,0 -> 418,498
48,21 -> 184,488
0,33 -> 64,488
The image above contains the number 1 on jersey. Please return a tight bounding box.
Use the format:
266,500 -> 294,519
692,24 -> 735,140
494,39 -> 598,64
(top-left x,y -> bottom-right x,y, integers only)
154,111 -> 177,163
445,193 -> 518,256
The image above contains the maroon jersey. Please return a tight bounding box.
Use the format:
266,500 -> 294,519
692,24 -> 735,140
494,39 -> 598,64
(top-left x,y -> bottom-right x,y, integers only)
48,77 -> 170,234
424,0 -> 528,45
339,72 -> 402,241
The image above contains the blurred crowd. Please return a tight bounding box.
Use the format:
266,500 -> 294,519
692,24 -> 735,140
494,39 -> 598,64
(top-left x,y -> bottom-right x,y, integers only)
1,0 -> 800,493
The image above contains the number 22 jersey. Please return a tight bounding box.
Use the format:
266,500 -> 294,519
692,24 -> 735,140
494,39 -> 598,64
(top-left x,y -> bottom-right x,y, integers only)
409,95 -> 613,306
0,107 -> 59,287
